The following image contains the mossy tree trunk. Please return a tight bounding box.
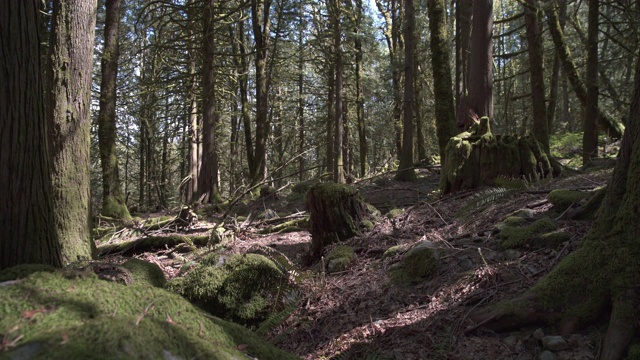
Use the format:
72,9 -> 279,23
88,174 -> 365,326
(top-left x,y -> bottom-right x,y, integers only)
46,0 -> 98,262
471,35 -> 640,360
0,0 -> 62,269
583,0 -> 599,166
306,184 -> 369,263
97,0 -> 131,221
440,117 -> 552,194
428,0 -> 457,164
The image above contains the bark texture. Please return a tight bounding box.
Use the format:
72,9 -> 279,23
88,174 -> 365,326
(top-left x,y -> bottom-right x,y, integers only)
47,0 -> 98,262
467,0 -> 494,121
0,1 -> 62,269
583,0 -> 599,165
97,0 -> 131,221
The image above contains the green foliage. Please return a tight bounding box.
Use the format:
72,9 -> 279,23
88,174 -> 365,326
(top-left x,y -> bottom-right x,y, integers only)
456,187 -> 520,217
0,271 -> 298,359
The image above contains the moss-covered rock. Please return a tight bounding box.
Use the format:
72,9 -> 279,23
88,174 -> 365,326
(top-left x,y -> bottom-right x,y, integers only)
0,264 -> 56,282
0,271 -> 298,360
537,231 -> 572,248
547,189 -> 592,212
360,219 -> 375,231
382,245 -> 408,259
499,217 -> 558,249
493,216 -> 529,233
365,203 -> 381,218
386,208 -> 405,219
325,245 -> 355,273
121,258 -> 166,287
389,241 -> 438,285
166,254 -> 287,325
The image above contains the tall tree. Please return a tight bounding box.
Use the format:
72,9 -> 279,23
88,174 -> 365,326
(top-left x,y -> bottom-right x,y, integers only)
523,0 -> 550,155
394,0 -> 416,181
251,0 -> 273,184
331,0 -> 345,183
428,0 -> 457,163
455,0 -> 473,118
46,0 -> 98,262
354,0 -> 368,177
0,1 -> 62,269
97,0 -> 132,221
546,0 -> 624,139
194,0 -> 221,203
466,0 -> 494,123
583,0 -> 599,166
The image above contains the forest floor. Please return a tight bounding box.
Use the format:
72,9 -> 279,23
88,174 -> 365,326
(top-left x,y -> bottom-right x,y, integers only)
98,162 -> 615,360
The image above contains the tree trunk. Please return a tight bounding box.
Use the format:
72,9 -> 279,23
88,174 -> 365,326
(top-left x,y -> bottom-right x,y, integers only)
455,0 -> 473,113
194,0 -> 220,204
355,0 -> 368,177
545,0 -> 624,139
428,0 -> 457,164
97,0 -> 131,221
251,0 -> 272,184
326,64 -> 335,173
583,0 -> 599,166
298,0 -> 306,181
0,0 -> 62,269
332,0 -> 345,184
524,0 -> 550,155
467,0 -> 494,121
46,0 -> 97,262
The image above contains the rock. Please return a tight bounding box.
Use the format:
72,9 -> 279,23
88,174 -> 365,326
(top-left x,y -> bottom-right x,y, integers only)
503,335 -> 518,347
388,241 -> 438,285
325,245 -> 355,273
541,335 -> 568,351
533,328 -> 545,340
547,189 -> 591,212
538,350 -> 558,360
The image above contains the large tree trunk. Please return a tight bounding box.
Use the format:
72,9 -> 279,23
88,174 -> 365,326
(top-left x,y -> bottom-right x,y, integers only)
251,0 -> 272,184
545,0 -> 624,139
194,0 -> 220,204
298,0 -> 307,181
455,0 -> 473,120
394,0 -> 417,182
46,0 -> 97,262
470,21 -> 640,360
428,0 -> 457,164
97,0 -> 131,221
355,0 -> 368,178
0,1 -> 62,269
332,0 -> 345,184
524,0 -> 549,155
466,0 -> 494,121
583,0 -> 599,166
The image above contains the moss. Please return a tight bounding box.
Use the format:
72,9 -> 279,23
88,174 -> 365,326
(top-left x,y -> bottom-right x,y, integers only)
537,231 -> 572,248
499,217 -> 558,249
166,254 -> 286,325
0,264 -> 56,282
325,245 -> 355,273
0,271 -> 298,360
101,195 -> 132,222
365,203 -> 381,218
360,219 -> 374,231
626,344 -> 640,360
386,208 -> 404,219
291,180 -> 319,194
573,187 -> 606,220
382,245 -> 407,259
97,234 -> 210,257
389,242 -> 438,286
548,189 -> 592,212
121,258 -> 166,288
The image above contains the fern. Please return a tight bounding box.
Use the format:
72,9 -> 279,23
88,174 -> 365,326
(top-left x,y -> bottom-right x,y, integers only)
255,295 -> 301,337
455,187 -> 520,217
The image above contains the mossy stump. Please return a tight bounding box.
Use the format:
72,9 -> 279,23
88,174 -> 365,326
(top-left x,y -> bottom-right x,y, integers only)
305,183 -> 369,264
441,117 -> 552,194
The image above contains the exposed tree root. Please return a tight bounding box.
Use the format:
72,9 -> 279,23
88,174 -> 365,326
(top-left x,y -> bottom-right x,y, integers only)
600,290 -> 638,360
465,293 -> 555,333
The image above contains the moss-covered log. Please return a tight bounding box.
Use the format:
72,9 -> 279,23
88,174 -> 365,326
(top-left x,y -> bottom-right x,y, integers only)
440,117 -> 552,194
305,183 -> 369,263
97,234 -> 210,257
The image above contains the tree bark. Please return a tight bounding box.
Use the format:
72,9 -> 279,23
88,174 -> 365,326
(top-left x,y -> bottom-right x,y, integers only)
467,0 -> 494,121
0,0 -> 62,269
524,0 -> 550,155
46,0 -> 98,262
545,0 -> 624,139
394,0 -> 417,182
583,0 -> 599,166
455,0 -> 473,113
194,0 -> 220,204
332,0 -> 345,184
428,0 -> 457,164
97,0 -> 131,221
355,0 -> 368,177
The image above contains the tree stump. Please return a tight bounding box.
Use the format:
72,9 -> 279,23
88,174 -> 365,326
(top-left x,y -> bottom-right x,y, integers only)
440,117 -> 552,194
305,183 -> 369,264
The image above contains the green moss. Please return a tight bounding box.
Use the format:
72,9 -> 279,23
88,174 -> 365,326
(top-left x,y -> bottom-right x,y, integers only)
382,245 -> 407,259
166,254 -> 286,325
0,264 -> 56,282
626,344 -> 640,360
365,203 -> 381,218
0,271 -> 298,360
537,231 -> 572,248
291,180 -> 319,194
101,195 -> 132,222
386,208 -> 404,219
121,258 -> 166,287
573,187 -> 606,220
548,189 -> 591,212
499,217 -> 557,249
325,245 -> 355,273
360,219 -> 374,231
389,242 -> 438,286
